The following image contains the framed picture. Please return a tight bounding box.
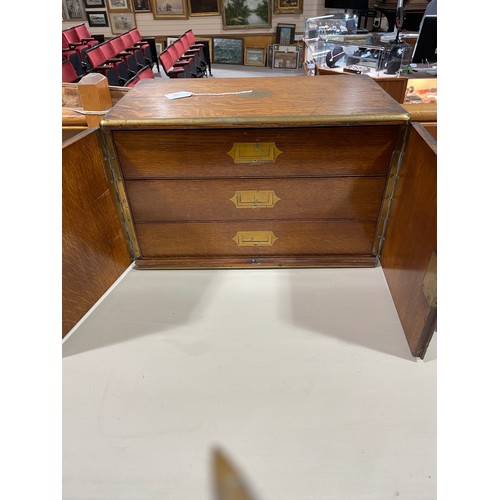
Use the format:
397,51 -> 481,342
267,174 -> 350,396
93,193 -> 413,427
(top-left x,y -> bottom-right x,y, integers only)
62,0 -> 86,21
87,10 -> 109,26
152,0 -> 188,19
106,0 -> 131,10
84,0 -> 105,7
276,23 -> 295,45
273,0 -> 302,15
189,0 -> 220,16
155,42 -> 163,55
166,36 -> 180,47
109,11 -> 136,33
244,47 -> 266,67
213,37 -> 243,65
133,0 -> 151,10
272,46 -> 299,69
222,0 -> 271,29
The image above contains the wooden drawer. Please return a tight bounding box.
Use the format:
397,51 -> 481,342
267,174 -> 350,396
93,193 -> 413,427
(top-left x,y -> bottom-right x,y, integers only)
125,177 -> 387,222
135,220 -> 377,257
113,126 -> 399,179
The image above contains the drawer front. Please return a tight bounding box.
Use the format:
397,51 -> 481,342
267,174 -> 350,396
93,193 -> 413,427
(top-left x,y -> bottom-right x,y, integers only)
125,177 -> 387,222
114,126 -> 399,179
135,220 -> 377,257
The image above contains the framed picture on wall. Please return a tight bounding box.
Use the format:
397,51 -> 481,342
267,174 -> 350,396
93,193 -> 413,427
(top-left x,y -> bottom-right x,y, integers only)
213,37 -> 243,64
151,0 -> 188,19
109,11 -> 137,33
133,0 -> 151,11
166,36 -> 180,46
87,10 -> 109,26
273,0 -> 302,15
62,0 -> 86,21
276,23 -> 296,44
188,0 -> 220,16
272,45 -> 299,69
221,0 -> 271,29
106,0 -> 131,11
244,47 -> 266,66
84,0 -> 105,7
195,37 -> 213,63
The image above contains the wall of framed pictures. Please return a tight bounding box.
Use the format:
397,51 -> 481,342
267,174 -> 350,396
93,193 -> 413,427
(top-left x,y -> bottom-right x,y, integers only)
63,0 -> 336,41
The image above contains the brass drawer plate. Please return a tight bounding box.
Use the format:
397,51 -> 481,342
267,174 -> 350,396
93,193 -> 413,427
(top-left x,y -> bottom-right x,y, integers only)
227,142 -> 282,164
230,190 -> 281,209
232,231 -> 278,247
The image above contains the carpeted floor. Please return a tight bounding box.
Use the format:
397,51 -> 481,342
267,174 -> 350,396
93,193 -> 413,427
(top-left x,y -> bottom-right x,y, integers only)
155,62 -> 306,79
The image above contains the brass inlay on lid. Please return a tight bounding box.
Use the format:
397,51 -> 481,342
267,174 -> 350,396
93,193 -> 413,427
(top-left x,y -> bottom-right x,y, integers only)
227,142 -> 282,164
232,231 -> 278,247
230,190 -> 281,209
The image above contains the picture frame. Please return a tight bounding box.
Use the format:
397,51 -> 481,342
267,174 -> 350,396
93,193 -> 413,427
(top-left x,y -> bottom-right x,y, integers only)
84,0 -> 105,8
276,23 -> 296,45
244,47 -> 266,67
106,0 -> 131,11
62,0 -> 86,21
133,0 -> 151,11
166,36 -> 180,47
87,10 -> 109,26
273,0 -> 302,15
155,42 -> 163,56
195,37 -> 213,63
109,11 -> 137,33
188,0 -> 220,16
221,0 -> 271,30
272,45 -> 299,69
151,0 -> 189,19
213,37 -> 244,65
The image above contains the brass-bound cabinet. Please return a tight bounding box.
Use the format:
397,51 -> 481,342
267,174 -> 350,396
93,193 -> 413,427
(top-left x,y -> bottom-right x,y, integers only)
91,75 -> 436,357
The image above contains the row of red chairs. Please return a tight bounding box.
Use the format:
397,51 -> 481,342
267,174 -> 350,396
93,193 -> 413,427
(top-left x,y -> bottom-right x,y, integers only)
62,25 -> 155,87
84,31 -> 154,86
159,30 -> 208,79
62,23 -> 98,62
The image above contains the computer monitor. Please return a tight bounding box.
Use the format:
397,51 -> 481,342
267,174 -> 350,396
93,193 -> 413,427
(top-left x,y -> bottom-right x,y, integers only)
412,15 -> 437,64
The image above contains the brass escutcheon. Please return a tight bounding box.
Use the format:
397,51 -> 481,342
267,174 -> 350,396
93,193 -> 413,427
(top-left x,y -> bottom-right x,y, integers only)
230,190 -> 281,209
227,142 -> 282,164
232,231 -> 278,247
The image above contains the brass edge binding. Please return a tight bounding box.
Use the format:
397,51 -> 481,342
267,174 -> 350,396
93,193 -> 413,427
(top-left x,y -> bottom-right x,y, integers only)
101,114 -> 409,129
98,129 -> 141,259
372,122 -> 410,257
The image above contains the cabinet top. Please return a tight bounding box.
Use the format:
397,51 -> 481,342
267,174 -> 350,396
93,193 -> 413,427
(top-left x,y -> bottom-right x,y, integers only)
102,75 -> 409,129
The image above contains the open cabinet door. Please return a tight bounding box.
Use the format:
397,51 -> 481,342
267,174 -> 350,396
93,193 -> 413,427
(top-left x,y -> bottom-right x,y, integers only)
380,122 -> 437,359
62,128 -> 132,338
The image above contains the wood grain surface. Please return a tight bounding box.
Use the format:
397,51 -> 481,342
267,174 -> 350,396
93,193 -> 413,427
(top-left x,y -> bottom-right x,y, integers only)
135,219 -> 377,257
62,129 -> 131,337
380,123 -> 437,358
102,76 -> 409,129
124,177 -> 387,222
113,126 -> 399,179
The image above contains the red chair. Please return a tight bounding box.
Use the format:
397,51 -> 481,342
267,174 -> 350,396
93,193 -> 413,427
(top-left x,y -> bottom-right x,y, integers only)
62,59 -> 79,83
125,66 -> 155,87
120,32 -> 147,68
99,41 -> 133,83
128,28 -> 153,65
84,46 -> 122,86
74,24 -> 99,48
158,47 -> 190,78
107,37 -> 140,74
170,39 -> 200,78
